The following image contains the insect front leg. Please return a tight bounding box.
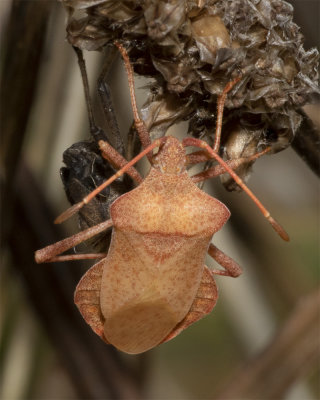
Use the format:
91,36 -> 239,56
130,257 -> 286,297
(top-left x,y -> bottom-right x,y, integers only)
207,243 -> 242,278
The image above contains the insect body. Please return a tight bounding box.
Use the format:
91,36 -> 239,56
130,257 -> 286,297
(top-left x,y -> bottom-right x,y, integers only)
96,137 -> 231,353
36,132 -> 286,354
59,135 -> 240,354
35,42 -> 289,354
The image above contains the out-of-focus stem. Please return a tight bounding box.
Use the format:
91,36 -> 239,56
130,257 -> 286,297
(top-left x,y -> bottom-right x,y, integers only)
292,109 -> 320,177
216,289 -> 320,399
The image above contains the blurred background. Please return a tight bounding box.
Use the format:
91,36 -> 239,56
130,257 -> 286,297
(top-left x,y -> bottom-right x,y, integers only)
1,0 -> 319,399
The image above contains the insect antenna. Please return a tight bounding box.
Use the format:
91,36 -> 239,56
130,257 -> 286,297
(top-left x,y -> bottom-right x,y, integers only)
182,137 -> 289,241
114,41 -> 153,160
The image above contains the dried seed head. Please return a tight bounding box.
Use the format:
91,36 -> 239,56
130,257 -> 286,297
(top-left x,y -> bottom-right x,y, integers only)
63,0 -> 319,187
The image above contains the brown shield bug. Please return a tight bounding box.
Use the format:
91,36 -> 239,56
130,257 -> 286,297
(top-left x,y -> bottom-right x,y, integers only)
35,42 -> 289,354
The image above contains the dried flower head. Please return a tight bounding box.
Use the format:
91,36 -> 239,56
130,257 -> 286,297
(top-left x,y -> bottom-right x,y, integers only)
62,0 -> 319,188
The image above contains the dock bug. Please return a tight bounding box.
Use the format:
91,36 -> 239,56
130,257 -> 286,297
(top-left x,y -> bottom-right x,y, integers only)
35,42 -> 289,354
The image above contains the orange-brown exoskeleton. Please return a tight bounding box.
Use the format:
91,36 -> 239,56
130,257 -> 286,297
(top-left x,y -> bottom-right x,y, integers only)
35,42 -> 289,354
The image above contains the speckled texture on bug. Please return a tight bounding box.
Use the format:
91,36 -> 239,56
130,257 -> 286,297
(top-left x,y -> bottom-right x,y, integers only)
74,256 -> 219,349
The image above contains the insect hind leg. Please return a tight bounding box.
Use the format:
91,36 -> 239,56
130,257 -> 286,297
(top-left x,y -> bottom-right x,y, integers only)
208,243 -> 242,277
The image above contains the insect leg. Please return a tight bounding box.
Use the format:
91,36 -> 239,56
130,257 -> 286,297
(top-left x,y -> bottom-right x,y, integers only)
46,253 -> 107,262
191,147 -> 271,183
213,76 -> 241,153
207,243 -> 242,277
162,266 -> 218,343
114,41 -> 153,161
186,150 -> 212,165
35,219 -> 113,263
